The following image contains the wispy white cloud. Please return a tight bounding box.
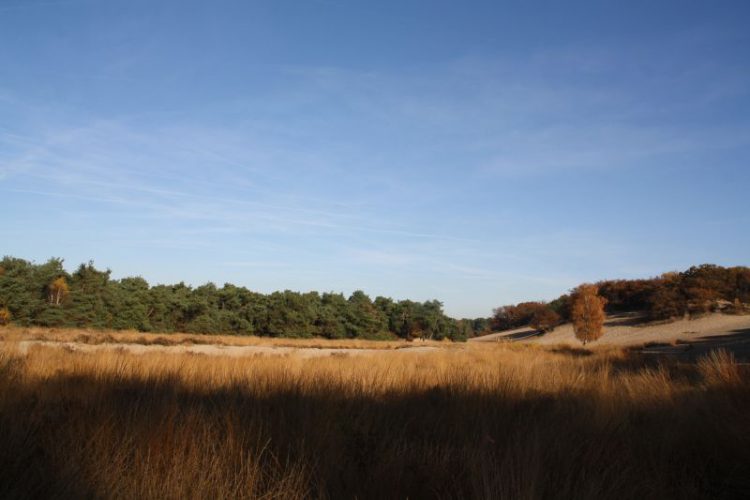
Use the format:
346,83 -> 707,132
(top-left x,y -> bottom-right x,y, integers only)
0,116 -> 486,247
219,261 -> 290,268
2,31 -> 748,317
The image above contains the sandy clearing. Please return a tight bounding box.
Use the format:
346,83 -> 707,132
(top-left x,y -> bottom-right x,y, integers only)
9,313 -> 750,359
470,313 -> 750,347
12,340 -> 441,358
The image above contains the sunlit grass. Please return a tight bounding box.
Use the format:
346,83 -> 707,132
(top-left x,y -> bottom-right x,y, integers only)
0,325 -> 450,350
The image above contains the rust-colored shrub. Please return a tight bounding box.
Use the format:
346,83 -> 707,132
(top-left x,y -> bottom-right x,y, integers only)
571,284 -> 607,345
0,307 -> 10,326
530,308 -> 560,332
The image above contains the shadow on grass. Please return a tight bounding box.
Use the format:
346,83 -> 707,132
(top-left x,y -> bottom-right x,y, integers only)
603,311 -> 649,327
633,328 -> 750,363
685,327 -> 750,361
548,345 -> 593,357
1,366 -> 749,499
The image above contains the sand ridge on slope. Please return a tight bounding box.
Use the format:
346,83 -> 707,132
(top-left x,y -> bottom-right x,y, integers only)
470,313 -> 750,347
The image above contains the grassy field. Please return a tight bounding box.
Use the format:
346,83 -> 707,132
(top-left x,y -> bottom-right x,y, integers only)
0,325 -> 441,350
1,336 -> 748,499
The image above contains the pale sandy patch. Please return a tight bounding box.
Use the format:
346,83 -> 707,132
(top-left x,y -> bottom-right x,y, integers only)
470,313 -> 750,347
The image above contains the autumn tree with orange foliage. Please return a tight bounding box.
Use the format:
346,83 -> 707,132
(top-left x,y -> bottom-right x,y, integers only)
0,307 -> 10,326
571,284 -> 607,345
530,308 -> 560,332
48,277 -> 69,306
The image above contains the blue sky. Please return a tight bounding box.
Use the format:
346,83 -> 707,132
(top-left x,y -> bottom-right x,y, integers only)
1,0 -> 749,317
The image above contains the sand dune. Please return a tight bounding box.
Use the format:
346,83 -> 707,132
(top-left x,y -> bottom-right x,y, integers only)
471,313 -> 750,360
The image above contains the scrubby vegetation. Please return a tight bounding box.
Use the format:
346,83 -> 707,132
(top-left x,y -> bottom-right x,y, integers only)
492,264 -> 750,333
0,256 -> 472,340
0,342 -> 747,499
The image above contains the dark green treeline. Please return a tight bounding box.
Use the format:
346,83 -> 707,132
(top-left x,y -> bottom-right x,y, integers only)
0,256 -> 483,340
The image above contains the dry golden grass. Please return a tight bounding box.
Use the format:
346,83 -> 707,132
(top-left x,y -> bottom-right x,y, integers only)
0,339 -> 748,499
0,325 -> 446,350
